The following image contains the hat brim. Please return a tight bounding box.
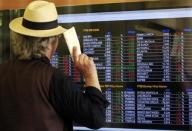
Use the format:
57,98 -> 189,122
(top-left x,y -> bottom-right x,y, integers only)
9,17 -> 66,37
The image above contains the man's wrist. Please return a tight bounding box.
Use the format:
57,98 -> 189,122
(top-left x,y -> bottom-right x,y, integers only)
84,78 -> 101,91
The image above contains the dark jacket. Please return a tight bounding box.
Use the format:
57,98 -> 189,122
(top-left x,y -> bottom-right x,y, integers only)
0,57 -> 109,131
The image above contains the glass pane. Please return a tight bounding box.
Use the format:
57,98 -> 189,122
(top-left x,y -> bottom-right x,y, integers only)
0,10 -> 11,63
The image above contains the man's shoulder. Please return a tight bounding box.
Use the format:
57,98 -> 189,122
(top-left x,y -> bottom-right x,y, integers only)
52,68 -> 73,82
0,59 -> 14,75
0,59 -> 12,67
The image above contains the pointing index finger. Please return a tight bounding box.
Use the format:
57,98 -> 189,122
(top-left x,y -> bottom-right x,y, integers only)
73,46 -> 78,63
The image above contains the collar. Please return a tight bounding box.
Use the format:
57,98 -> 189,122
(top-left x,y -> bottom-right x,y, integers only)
13,56 -> 51,65
33,56 -> 51,65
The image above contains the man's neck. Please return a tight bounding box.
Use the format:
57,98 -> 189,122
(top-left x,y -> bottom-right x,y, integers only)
45,52 -> 52,60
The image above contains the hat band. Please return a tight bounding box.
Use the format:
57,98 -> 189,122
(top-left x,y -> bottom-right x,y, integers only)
22,18 -> 58,30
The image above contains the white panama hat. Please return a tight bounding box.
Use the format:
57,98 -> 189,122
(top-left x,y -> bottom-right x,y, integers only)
9,0 -> 66,37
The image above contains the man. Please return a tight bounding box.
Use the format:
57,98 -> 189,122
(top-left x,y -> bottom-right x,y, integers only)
0,1 -> 109,131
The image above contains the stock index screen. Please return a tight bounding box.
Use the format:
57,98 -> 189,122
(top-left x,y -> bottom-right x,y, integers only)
50,5 -> 192,130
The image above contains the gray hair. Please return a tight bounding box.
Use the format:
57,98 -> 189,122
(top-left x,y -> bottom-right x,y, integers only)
10,31 -> 57,60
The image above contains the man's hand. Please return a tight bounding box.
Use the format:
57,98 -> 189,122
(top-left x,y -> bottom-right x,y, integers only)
72,46 -> 101,91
